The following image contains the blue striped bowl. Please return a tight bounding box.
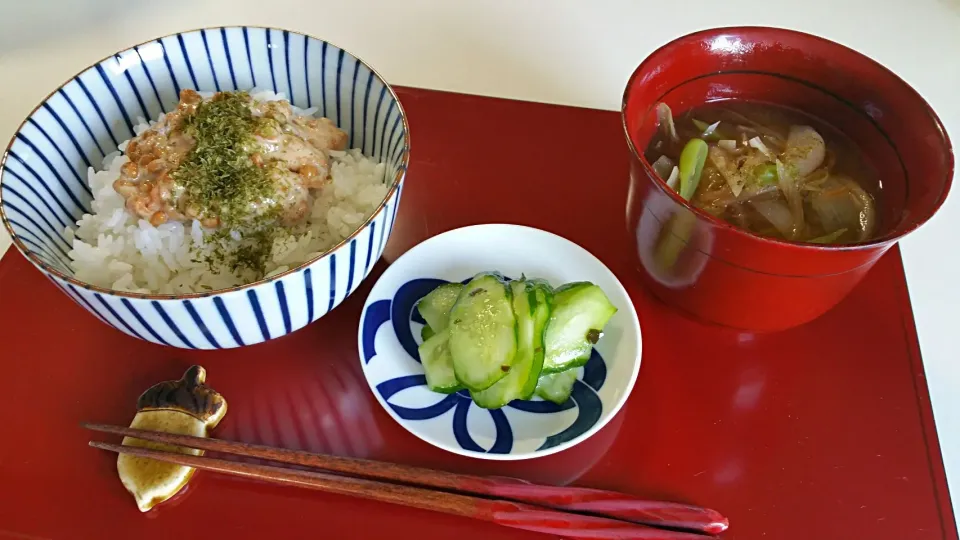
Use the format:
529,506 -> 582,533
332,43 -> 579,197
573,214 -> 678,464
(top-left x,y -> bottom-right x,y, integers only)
0,27 -> 409,349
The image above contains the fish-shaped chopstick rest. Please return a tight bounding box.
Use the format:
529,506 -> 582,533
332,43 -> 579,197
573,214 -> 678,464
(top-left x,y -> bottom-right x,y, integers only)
116,365 -> 227,511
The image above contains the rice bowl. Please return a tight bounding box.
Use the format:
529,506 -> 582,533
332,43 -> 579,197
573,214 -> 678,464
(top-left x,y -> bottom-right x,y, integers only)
0,27 -> 409,348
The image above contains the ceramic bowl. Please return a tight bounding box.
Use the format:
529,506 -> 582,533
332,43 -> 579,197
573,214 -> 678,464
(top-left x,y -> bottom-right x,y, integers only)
358,224 -> 642,460
623,27 -> 953,331
0,27 -> 409,348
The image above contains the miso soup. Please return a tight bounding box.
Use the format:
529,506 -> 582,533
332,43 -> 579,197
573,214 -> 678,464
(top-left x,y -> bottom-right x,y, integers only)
645,101 -> 880,244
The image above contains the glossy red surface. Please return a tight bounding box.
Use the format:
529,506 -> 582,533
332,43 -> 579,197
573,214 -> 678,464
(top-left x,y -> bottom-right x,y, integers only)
623,27 -> 954,331
0,87 -> 954,540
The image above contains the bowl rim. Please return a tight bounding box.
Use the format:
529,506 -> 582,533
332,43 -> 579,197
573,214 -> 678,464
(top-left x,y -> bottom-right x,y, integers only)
356,223 -> 643,460
620,25 -> 954,254
0,25 -> 410,300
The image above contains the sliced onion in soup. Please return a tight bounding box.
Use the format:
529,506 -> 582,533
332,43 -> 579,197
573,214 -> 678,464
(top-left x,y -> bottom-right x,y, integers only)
656,103 -> 679,142
784,125 -> 826,177
748,136 -> 775,159
666,166 -> 680,190
708,146 -> 745,197
776,159 -> 805,239
811,175 -> 877,242
652,155 -> 675,180
808,228 -> 848,244
750,199 -> 798,239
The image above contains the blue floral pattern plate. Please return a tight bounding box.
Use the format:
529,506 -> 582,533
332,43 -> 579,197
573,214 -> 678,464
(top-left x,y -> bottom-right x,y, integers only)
358,224 -> 641,460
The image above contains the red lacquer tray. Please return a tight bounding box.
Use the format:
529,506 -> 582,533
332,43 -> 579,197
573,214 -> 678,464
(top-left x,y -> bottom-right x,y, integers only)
0,87 -> 954,540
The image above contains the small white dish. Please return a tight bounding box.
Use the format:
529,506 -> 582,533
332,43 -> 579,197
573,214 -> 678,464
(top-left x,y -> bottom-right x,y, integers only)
357,224 -> 642,460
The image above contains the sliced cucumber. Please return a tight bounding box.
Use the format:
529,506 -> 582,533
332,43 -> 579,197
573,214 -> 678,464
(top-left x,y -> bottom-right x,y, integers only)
418,331 -> 462,393
420,324 -> 435,342
521,280 -> 552,399
448,273 -> 518,391
416,283 -> 463,332
535,369 -> 578,405
472,279 -> 552,409
543,282 -> 617,373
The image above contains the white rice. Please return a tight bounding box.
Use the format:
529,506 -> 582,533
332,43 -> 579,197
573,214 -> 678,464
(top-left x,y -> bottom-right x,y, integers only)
66,90 -> 389,294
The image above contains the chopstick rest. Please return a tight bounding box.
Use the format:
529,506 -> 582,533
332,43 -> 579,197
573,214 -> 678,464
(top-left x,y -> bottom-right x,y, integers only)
113,366 -> 227,512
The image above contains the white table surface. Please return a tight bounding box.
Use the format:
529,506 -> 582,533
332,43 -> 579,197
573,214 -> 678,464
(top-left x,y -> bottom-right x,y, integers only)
1,0 -> 957,529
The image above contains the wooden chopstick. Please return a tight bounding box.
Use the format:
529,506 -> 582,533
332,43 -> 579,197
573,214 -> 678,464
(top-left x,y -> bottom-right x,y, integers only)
83,422 -> 726,535
90,440 -> 708,540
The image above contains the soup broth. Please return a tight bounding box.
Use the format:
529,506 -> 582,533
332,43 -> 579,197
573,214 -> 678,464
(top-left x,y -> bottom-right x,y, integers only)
644,101 -> 881,244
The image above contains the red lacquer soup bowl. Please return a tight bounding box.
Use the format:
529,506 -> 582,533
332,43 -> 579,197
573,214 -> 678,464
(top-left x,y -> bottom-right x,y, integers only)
623,27 -> 953,331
